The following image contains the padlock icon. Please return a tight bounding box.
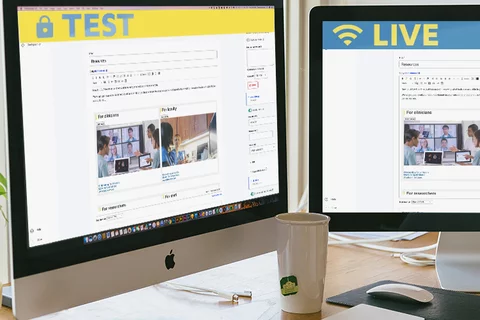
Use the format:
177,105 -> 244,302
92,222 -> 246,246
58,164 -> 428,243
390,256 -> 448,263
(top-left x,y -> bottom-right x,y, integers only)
36,16 -> 53,39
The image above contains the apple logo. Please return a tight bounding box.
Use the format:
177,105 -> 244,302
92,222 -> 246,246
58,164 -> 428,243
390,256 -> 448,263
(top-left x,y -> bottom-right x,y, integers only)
165,249 -> 175,270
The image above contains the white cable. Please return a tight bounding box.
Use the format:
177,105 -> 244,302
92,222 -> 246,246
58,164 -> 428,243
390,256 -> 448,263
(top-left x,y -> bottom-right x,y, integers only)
329,231 -> 437,267
167,283 -> 238,302
357,242 -> 437,254
328,232 -> 437,254
328,232 -> 416,245
166,283 -> 252,302
394,253 -> 436,267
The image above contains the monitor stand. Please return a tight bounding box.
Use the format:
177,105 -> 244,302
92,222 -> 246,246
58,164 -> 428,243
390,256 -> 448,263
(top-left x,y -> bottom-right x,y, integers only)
436,232 -> 480,292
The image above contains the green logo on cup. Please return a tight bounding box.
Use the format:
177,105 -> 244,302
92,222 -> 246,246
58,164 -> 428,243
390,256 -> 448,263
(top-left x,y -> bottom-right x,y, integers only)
280,276 -> 298,296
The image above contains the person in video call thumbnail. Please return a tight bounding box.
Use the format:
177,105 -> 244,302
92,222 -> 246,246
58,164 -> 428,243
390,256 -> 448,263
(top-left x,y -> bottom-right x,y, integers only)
441,125 -> 453,138
145,124 -> 155,155
416,138 -> 432,152
472,130 -> 480,166
134,124 -> 156,159
126,143 -> 135,157
108,145 -> 120,161
418,125 -> 429,138
450,124 -> 478,159
97,135 -> 111,178
404,129 -> 420,166
161,122 -> 175,167
108,130 -> 118,145
145,128 -> 161,169
126,127 -> 137,142
172,134 -> 186,164
437,138 -> 449,151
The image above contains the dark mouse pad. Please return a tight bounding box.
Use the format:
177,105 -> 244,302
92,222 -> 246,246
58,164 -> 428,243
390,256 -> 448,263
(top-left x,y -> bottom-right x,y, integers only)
326,280 -> 480,320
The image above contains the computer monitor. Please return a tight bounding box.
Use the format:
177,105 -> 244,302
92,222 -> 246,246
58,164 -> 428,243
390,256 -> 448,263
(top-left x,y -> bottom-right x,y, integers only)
114,158 -> 130,174
424,151 -> 443,166
309,5 -> 480,292
3,2 -> 287,319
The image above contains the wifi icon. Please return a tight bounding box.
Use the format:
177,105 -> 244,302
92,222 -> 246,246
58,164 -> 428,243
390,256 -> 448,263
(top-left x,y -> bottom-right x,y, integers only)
332,24 -> 363,46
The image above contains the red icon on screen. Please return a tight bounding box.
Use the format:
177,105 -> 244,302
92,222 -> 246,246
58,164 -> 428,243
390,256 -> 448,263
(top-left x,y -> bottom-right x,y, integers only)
247,81 -> 259,90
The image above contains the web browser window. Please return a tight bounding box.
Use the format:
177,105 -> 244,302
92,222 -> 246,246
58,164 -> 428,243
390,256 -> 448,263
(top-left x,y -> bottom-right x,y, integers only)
323,21 -> 480,213
17,6 -> 279,247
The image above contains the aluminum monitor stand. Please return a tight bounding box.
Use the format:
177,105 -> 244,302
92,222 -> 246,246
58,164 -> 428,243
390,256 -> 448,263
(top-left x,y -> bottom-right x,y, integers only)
436,232 -> 480,292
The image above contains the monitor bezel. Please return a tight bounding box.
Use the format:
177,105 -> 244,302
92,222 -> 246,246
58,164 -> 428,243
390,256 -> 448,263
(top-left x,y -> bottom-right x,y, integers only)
309,5 -> 480,232
4,0 -> 287,279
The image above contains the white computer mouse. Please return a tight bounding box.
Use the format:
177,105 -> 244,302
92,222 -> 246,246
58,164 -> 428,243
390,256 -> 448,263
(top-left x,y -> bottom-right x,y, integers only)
366,283 -> 434,303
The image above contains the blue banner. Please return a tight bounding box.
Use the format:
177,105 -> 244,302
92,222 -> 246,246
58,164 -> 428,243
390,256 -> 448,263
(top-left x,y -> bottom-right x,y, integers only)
323,21 -> 480,49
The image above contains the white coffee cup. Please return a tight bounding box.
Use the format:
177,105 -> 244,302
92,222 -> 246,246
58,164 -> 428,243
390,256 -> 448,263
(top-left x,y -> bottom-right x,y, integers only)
275,212 -> 330,314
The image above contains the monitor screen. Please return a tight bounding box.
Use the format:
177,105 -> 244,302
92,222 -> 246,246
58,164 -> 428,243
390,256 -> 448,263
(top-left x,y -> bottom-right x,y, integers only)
424,151 -> 442,165
114,158 -> 130,173
17,6 -> 280,247
320,20 -> 480,213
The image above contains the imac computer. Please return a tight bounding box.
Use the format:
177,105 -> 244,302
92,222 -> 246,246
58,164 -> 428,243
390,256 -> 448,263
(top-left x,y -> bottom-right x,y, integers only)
310,5 -> 480,292
2,1 -> 287,319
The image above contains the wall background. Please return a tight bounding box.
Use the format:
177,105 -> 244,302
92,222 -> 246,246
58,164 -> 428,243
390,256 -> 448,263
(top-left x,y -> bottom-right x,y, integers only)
286,0 -> 328,211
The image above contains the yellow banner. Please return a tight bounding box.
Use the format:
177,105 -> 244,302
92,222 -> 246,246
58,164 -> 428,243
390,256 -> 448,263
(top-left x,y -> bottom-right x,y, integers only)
18,9 -> 274,42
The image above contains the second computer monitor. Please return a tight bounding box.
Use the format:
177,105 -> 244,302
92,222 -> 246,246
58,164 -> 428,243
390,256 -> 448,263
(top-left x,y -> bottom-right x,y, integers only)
309,5 -> 480,231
